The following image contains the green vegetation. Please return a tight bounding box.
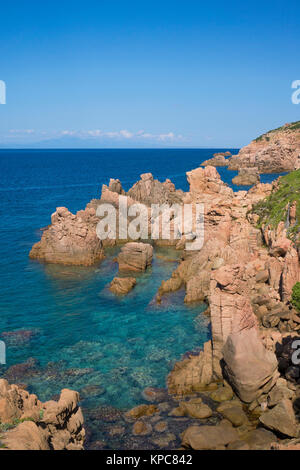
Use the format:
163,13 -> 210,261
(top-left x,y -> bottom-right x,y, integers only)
291,282 -> 300,312
254,120 -> 300,142
252,169 -> 300,241
0,416 -> 35,433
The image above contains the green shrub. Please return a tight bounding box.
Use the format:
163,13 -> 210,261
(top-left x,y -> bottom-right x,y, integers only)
291,282 -> 300,312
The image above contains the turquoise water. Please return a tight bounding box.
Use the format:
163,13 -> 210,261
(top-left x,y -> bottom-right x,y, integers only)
0,149 -> 283,420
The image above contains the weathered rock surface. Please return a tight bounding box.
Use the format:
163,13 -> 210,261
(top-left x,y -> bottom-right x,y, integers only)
181,422 -> 238,450
30,206 -> 104,265
0,379 -> 84,450
109,276 -> 136,295
222,328 -> 279,403
128,173 -> 183,206
228,121 -> 300,173
186,165 -> 233,197
177,398 -> 212,419
259,399 -> 298,438
167,341 -> 213,396
232,167 -> 260,186
117,242 -> 153,272
201,154 -> 229,167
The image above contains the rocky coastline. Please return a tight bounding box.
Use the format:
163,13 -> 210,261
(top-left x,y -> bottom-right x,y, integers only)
3,131 -> 300,450
201,121 -> 300,184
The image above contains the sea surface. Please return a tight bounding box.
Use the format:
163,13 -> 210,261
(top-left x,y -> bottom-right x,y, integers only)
0,149 -> 284,446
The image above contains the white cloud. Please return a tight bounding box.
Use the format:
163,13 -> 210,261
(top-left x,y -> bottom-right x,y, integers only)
158,132 -> 175,141
119,129 -> 133,139
15,129 -> 183,143
9,129 -> 35,134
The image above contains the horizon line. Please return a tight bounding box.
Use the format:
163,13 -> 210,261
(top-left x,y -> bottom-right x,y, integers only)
0,146 -> 240,151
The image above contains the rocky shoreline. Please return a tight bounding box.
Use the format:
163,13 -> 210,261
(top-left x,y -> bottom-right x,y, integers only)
2,131 -> 300,450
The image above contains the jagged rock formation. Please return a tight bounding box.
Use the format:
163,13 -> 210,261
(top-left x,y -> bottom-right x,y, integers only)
127,173 -> 183,206
228,121 -> 300,173
29,206 -> 104,265
0,379 -> 84,450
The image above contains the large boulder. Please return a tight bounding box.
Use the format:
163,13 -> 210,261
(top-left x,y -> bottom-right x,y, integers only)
181,422 -> 239,450
186,166 -> 233,197
29,207 -> 104,266
259,399 -> 298,438
117,242 -> 153,272
222,328 -> 279,403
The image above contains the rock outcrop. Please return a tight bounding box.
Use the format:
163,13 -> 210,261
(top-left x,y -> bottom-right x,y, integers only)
109,276 -> 136,295
30,206 -> 104,266
167,341 -> 213,396
0,379 -> 84,450
201,154 -> 229,167
117,242 -> 153,272
186,166 -> 233,197
232,167 -> 260,186
228,121 -> 300,173
127,173 -> 183,206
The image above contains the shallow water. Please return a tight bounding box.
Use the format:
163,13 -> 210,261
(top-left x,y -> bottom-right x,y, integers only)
0,149 -> 284,432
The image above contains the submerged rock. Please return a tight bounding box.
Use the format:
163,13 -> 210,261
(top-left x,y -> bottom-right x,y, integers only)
125,404 -> 159,420
109,276 -> 136,295
132,420 -> 152,436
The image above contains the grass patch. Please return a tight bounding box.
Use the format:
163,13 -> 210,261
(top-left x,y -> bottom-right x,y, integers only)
291,282 -> 300,312
0,417 -> 35,433
251,170 -> 300,242
254,120 -> 300,142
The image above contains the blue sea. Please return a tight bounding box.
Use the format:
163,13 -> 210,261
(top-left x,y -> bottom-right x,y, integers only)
0,149 -> 283,447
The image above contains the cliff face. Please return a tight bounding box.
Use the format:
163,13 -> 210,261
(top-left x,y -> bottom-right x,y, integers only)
228,121 -> 300,173
0,380 -> 85,450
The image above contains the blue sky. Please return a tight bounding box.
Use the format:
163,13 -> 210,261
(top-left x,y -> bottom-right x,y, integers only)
0,0 -> 299,148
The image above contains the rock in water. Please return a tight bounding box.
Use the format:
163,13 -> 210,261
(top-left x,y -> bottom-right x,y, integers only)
232,167 -> 260,186
29,206 -> 104,266
109,277 -> 136,295
117,242 -> 153,272
201,154 -> 229,167
222,328 -> 279,403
